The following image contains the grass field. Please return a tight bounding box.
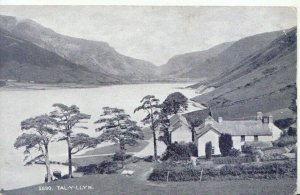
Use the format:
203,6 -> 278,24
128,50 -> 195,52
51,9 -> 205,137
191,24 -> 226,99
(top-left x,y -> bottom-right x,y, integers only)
71,126 -> 152,167
80,140 -> 149,156
4,161 -> 296,195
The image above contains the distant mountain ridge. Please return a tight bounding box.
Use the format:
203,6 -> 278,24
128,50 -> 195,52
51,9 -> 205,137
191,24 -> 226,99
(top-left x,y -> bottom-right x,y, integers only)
0,15 -> 158,82
160,29 -> 285,80
0,13 -> 295,96
157,41 -> 233,78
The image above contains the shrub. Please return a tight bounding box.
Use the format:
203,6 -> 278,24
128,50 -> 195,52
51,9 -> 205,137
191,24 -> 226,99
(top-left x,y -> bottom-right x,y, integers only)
242,142 -> 273,155
128,156 -> 142,163
287,126 -> 297,136
273,135 -> 297,147
76,160 -> 118,175
161,142 -> 191,161
274,118 -> 295,129
187,142 -> 198,157
205,141 -> 212,159
112,151 -> 132,161
144,155 -> 154,162
219,134 -> 233,156
213,156 -> 253,164
229,148 -> 241,157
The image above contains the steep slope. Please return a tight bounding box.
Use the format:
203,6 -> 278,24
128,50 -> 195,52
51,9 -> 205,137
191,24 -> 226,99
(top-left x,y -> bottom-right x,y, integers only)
158,41 -> 233,77
191,27 -> 297,120
0,15 -> 157,81
0,28 -> 117,84
168,30 -> 284,80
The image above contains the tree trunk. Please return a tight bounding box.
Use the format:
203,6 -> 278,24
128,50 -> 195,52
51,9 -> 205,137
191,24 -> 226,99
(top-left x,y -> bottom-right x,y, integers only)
152,128 -> 157,160
67,134 -> 72,178
149,111 -> 158,161
120,139 -> 125,168
44,144 -> 51,182
167,131 -> 171,145
191,127 -> 195,142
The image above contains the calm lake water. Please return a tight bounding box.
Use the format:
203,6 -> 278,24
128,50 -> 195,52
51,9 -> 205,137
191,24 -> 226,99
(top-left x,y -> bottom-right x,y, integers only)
0,83 -> 196,190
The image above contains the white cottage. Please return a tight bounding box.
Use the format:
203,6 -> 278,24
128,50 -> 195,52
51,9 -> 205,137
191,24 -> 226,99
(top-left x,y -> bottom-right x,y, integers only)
195,112 -> 282,156
169,108 -> 212,143
169,114 -> 192,143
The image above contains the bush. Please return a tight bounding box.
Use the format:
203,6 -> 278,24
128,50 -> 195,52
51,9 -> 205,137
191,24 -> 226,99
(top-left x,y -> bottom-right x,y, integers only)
187,142 -> 198,157
287,127 -> 297,136
127,156 -> 142,163
144,155 -> 154,162
273,135 -> 297,147
76,160 -> 118,175
274,118 -> 295,129
205,142 -> 212,159
229,148 -> 241,157
213,156 -> 253,164
161,142 -> 191,161
219,134 -> 233,156
243,141 -> 273,152
112,151 -> 132,161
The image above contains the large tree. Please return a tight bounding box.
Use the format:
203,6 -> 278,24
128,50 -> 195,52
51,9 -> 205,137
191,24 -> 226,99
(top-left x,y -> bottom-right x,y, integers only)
95,107 -> 143,165
159,92 -> 189,146
157,106 -> 171,146
50,103 -> 91,178
162,92 -> 188,115
14,115 -> 58,182
134,95 -> 161,160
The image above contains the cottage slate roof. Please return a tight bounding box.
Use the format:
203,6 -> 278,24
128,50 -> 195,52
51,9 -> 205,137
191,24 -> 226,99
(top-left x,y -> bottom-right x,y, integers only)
183,108 -> 211,126
169,114 -> 190,132
196,119 -> 273,139
212,120 -> 273,136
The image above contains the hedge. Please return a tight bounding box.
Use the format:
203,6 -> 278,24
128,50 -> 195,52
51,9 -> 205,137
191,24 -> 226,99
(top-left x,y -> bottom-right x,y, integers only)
212,156 -> 253,164
76,160 -> 119,175
148,160 -> 296,181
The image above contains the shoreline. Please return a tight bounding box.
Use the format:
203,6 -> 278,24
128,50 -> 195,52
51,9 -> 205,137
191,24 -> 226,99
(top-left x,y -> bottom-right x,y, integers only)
0,80 -> 198,91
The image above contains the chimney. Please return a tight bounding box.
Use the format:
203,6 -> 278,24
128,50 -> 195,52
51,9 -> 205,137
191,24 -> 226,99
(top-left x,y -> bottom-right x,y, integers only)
268,115 -> 273,124
257,112 -> 263,120
262,116 -> 269,124
218,117 -> 223,123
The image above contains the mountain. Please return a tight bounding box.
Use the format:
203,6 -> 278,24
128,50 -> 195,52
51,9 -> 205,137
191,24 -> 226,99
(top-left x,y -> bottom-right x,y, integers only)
0,15 -> 157,82
161,30 -> 285,80
158,41 -> 233,78
191,27 -> 297,120
0,28 -> 117,84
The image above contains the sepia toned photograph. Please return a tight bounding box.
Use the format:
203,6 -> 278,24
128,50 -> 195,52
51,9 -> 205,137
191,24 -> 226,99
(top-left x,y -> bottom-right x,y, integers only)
0,4 -> 297,195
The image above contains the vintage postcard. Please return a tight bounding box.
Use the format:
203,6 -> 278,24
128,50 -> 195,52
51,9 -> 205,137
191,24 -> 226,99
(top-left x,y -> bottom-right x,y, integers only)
0,1 -> 297,195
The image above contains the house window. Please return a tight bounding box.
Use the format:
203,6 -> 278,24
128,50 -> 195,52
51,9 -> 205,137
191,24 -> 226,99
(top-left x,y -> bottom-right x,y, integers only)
241,135 -> 245,142
211,146 -> 215,154
254,135 -> 258,141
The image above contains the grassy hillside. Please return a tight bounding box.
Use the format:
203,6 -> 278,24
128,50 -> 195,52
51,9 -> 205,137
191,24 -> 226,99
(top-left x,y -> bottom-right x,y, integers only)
0,28 -> 117,84
165,30 -> 284,80
191,27 -> 297,120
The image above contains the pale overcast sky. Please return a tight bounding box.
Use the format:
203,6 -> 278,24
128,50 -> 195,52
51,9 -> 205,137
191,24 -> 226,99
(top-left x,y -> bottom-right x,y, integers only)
0,6 -> 296,65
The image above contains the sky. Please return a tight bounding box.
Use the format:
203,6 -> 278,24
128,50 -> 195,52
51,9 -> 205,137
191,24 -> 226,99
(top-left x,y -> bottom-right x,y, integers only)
0,6 -> 296,65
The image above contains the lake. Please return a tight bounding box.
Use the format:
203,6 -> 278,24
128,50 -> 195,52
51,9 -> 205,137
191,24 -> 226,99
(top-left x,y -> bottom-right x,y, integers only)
0,83 -> 197,190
